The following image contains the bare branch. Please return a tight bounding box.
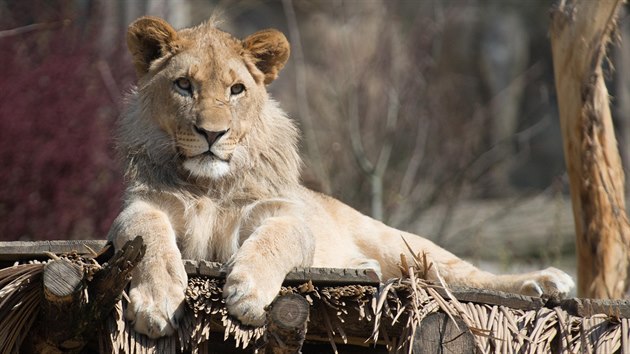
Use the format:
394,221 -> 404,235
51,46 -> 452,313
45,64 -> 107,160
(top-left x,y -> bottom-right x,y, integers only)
0,20 -> 71,38
388,118 -> 429,227
282,0 -> 331,194
97,60 -> 122,112
348,86 -> 375,175
375,88 -> 400,177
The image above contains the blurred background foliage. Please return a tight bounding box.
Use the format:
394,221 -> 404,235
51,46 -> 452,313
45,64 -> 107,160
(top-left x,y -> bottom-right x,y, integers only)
2,0 -> 630,274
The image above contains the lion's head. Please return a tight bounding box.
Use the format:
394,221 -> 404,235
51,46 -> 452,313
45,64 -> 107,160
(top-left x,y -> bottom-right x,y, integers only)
119,17 -> 300,195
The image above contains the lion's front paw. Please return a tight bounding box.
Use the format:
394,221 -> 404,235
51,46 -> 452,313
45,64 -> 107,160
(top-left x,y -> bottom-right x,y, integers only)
223,266 -> 282,326
126,262 -> 188,338
519,267 -> 574,298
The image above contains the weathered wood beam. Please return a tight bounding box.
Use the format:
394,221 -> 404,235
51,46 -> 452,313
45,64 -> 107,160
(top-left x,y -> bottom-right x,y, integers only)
435,285 -> 545,311
184,260 -> 381,285
558,297 -> 630,318
89,236 -> 145,316
0,240 -> 107,261
264,294 -> 310,354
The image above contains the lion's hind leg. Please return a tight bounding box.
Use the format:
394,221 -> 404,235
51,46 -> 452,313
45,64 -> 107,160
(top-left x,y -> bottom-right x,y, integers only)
397,234 -> 574,298
435,258 -> 574,298
497,267 -> 575,297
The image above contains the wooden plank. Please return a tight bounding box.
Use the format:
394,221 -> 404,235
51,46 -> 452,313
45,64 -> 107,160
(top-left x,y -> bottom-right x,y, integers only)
0,240 -> 107,261
559,298 -> 630,318
183,260 -> 380,285
413,312 -> 475,354
445,286 -> 630,317
284,266 -> 380,285
183,259 -> 200,275
198,260 -> 225,278
1,244 -> 379,285
443,286 -> 545,311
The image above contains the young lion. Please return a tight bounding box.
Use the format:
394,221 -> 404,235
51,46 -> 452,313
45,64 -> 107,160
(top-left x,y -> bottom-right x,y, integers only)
108,16 -> 574,338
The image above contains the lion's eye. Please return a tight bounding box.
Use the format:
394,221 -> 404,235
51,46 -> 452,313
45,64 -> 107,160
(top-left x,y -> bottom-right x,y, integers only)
174,78 -> 192,95
230,83 -> 245,96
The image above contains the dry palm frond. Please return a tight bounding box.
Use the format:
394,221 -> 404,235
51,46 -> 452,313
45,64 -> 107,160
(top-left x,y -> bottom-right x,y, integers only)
372,261 -> 469,352
0,263 -> 45,354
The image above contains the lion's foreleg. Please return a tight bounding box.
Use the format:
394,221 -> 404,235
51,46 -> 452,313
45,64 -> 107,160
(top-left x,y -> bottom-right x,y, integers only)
108,200 -> 187,338
223,215 -> 315,326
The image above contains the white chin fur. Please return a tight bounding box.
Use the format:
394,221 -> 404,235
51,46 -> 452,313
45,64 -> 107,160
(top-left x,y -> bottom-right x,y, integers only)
183,157 -> 230,179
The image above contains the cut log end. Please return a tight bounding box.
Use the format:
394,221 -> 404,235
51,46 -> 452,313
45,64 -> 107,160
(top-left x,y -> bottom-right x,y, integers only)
43,259 -> 84,301
265,294 -> 310,354
30,237 -> 146,354
269,294 -> 310,329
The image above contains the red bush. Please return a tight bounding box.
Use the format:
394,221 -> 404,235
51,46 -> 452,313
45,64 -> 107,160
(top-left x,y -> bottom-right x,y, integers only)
0,9 -> 130,240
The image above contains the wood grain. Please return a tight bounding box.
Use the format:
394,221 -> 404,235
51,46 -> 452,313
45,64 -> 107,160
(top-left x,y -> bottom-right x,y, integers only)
0,240 -> 106,261
264,294 -> 310,354
413,312 -> 475,354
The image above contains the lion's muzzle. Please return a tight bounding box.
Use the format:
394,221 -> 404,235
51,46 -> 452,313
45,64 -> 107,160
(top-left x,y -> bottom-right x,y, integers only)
194,126 -> 228,149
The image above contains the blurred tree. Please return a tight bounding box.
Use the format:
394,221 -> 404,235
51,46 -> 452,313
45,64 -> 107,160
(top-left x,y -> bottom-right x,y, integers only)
551,0 -> 630,298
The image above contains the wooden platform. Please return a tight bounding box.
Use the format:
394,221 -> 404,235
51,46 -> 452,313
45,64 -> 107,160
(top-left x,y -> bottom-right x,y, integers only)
1,239 -> 629,353
0,239 -> 106,261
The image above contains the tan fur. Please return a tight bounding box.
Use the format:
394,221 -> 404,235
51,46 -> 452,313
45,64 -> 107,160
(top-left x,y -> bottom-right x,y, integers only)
109,17 -> 574,338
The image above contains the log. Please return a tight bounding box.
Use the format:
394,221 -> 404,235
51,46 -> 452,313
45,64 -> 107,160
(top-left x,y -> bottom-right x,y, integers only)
264,294 -> 310,354
89,236 -> 145,316
29,236 -> 145,353
413,312 -> 474,354
550,0 -> 630,298
40,259 -> 86,352
43,258 -> 84,302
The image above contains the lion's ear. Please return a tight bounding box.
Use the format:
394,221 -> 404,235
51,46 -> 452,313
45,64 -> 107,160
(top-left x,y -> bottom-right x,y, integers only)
243,29 -> 290,85
127,16 -> 178,76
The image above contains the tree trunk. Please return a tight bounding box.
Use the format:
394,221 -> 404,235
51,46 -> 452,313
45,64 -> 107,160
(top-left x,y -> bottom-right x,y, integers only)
550,0 -> 630,298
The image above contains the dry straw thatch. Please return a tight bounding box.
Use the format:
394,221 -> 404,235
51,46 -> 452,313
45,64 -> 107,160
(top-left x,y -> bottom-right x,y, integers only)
1,253 -> 629,353
0,262 -> 43,354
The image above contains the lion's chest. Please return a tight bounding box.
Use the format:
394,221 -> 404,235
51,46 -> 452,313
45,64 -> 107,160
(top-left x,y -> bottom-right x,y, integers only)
176,199 -> 241,263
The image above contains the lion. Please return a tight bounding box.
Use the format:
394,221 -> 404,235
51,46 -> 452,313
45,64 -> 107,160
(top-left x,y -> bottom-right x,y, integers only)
108,16 -> 574,339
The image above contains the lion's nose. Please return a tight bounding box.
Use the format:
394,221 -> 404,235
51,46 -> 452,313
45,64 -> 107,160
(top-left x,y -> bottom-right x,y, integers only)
194,126 -> 228,148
